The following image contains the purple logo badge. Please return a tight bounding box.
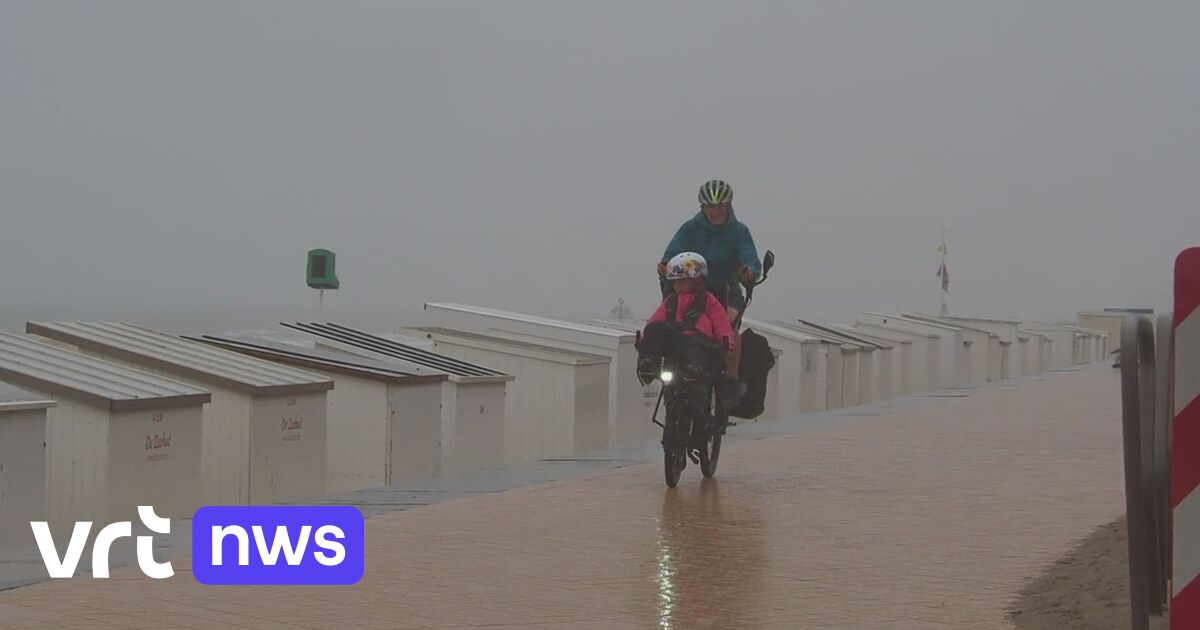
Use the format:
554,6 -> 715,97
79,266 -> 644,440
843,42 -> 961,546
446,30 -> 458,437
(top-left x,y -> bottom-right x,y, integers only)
192,506 -> 364,585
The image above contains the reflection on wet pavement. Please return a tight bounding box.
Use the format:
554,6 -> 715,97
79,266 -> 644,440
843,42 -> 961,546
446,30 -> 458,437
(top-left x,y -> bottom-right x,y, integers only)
654,480 -> 766,629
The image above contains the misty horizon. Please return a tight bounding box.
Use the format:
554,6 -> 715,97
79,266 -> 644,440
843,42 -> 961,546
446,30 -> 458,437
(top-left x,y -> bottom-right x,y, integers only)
2,1 -> 1196,336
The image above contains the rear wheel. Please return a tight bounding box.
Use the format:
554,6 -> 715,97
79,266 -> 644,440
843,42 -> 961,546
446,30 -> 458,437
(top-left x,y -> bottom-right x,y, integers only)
701,387 -> 725,478
699,434 -> 721,478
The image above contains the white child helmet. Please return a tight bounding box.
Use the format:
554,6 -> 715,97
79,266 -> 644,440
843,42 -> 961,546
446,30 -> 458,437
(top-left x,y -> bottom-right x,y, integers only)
665,252 -> 709,280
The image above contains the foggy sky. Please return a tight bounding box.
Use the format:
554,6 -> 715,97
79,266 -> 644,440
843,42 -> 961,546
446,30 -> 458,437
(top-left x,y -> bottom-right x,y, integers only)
2,1 -> 1197,334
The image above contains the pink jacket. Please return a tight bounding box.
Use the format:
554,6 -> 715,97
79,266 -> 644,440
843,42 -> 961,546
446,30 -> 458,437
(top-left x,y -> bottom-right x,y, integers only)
646,291 -> 735,350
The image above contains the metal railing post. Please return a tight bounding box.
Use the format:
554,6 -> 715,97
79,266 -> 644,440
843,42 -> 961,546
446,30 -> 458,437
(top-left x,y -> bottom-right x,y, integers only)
1155,313 -> 1174,601
1136,316 -> 1164,613
1122,315 -> 1151,630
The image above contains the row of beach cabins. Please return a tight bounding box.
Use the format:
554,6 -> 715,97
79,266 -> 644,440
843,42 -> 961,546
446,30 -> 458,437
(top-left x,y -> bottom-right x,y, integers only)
0,303 -> 1111,546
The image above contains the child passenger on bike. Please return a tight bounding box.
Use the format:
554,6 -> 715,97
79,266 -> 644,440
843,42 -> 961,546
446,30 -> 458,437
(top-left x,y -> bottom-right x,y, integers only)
640,253 -> 743,405
646,252 -> 735,355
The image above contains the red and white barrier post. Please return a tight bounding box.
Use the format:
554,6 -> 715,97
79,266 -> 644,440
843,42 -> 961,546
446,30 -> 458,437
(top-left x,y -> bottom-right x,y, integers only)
1172,247 -> 1200,628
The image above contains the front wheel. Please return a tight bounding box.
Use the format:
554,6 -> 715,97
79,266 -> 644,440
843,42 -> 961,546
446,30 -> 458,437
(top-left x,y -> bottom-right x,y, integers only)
663,444 -> 685,488
699,434 -> 721,478
662,397 -> 690,488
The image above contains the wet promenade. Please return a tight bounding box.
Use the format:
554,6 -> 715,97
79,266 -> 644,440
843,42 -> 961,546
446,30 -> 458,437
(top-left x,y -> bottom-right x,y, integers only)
0,365 -> 1123,629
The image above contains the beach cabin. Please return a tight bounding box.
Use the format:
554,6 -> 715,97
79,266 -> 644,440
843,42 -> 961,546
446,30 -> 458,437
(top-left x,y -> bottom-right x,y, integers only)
280,322 -> 511,475
904,313 -> 997,386
0,332 -> 208,535
420,303 -> 648,446
405,326 -> 610,463
799,320 -> 895,402
27,321 -> 331,505
0,382 -> 55,549
192,332 -> 455,493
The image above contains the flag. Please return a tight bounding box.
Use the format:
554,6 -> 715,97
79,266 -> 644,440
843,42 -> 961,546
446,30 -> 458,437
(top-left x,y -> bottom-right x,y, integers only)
937,260 -> 949,292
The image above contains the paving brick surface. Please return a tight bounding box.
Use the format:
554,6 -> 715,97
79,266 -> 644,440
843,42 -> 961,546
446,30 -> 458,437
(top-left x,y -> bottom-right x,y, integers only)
0,366 -> 1125,629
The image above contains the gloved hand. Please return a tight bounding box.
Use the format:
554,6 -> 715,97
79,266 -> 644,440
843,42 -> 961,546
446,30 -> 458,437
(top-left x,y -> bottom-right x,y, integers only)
637,355 -> 662,386
657,261 -> 669,278
739,266 -> 755,285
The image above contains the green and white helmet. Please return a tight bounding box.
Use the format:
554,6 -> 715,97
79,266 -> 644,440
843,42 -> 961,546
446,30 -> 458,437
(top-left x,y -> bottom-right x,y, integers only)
698,179 -> 733,205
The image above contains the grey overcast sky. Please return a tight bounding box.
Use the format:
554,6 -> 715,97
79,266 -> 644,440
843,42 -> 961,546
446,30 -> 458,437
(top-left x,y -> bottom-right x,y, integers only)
1,1 -> 1197,333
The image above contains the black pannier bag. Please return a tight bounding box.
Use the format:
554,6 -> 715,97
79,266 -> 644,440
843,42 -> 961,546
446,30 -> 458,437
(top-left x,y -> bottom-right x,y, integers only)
729,328 -> 776,419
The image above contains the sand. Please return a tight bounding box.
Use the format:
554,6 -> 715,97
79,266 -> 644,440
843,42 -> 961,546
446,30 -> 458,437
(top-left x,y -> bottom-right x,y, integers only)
1008,516 -> 1169,630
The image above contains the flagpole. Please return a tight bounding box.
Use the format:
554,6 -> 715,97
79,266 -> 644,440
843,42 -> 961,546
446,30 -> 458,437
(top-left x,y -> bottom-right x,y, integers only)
939,226 -> 948,316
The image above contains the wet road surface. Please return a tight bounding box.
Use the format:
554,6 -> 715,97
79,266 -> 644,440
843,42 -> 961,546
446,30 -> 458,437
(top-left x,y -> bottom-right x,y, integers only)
0,365 -> 1123,629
